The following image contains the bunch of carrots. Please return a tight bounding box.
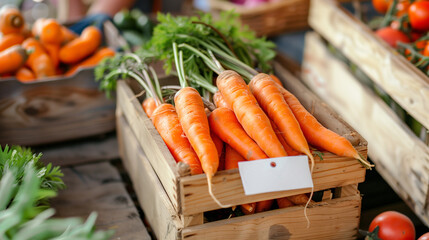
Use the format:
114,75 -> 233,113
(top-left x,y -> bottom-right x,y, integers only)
96,12 -> 373,216
0,5 -> 115,82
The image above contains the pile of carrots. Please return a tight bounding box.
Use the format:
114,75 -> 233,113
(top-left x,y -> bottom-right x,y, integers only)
0,5 -> 115,82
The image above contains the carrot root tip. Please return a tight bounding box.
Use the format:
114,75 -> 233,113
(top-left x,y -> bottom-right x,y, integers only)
208,176 -> 232,209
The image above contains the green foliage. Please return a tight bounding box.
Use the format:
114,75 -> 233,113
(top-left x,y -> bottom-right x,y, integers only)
0,164 -> 114,240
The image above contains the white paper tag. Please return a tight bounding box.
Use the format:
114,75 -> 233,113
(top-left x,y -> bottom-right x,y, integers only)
238,155 -> 314,196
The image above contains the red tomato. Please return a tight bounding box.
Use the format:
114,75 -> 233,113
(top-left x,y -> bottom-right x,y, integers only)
369,211 -> 415,240
418,232 -> 429,240
424,42 -> 429,56
373,0 -> 393,14
408,1 -> 429,31
396,1 -> 411,16
375,27 -> 410,48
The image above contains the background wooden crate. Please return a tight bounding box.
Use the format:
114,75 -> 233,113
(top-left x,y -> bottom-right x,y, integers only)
0,22 -> 124,147
115,60 -> 368,239
208,0 -> 310,37
301,32 -> 429,227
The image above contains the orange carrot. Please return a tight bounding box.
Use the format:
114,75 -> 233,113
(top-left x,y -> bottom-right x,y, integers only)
287,194 -> 312,205
277,83 -> 373,169
224,144 -> 246,170
174,87 -> 219,178
211,131 -> 224,161
43,43 -> 60,68
142,97 -> 157,118
240,203 -> 256,215
0,6 -> 24,35
33,18 -> 63,45
209,107 -> 268,161
59,26 -> 102,64
255,200 -> 274,213
277,197 -> 295,209
22,38 -> 55,78
61,26 -> 78,45
151,103 -> 203,175
0,45 -> 27,74
216,70 -> 287,158
271,120 -> 301,156
249,73 -> 314,170
65,47 -> 115,76
0,33 -> 25,51
213,91 -> 229,109
16,67 -> 35,82
270,74 -> 283,86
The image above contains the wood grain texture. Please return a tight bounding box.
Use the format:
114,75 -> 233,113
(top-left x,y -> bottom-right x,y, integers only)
182,193 -> 361,240
0,70 -> 116,146
309,0 -> 429,130
117,111 -> 181,240
50,162 -> 150,240
116,80 -> 181,213
36,133 -> 118,167
180,149 -> 366,215
301,32 -> 429,226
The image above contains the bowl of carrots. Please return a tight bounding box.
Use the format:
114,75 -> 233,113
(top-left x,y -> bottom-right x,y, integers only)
0,5 -> 116,83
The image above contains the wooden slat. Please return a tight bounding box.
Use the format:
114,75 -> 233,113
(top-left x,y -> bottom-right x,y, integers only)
309,0 -> 429,130
182,193 -> 361,240
0,71 -> 116,146
116,80 -> 181,212
117,111 -> 181,240
180,149 -> 366,215
301,32 -> 429,226
51,162 -> 150,240
37,133 -> 118,167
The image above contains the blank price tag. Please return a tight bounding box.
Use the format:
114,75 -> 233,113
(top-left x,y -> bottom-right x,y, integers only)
238,156 -> 313,196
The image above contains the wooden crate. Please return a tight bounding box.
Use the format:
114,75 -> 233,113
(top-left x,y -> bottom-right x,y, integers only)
208,0 -> 310,37
0,22 -> 124,147
308,0 -> 429,132
116,61 -> 368,239
301,32 -> 429,226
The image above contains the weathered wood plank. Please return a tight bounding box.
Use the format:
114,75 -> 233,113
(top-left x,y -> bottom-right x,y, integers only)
117,80 -> 181,213
182,194 -> 361,240
301,32 -> 429,226
308,0 -> 429,130
36,133 -> 118,167
180,148 -> 366,215
117,111 -> 181,240
51,162 -> 150,240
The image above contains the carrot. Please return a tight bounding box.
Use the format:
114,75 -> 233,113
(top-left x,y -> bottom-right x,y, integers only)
22,38 -> 55,78
0,45 -> 27,74
0,6 -> 24,35
240,203 -> 256,215
271,120 -> 301,156
287,194 -> 313,205
255,200 -> 274,213
211,131 -> 224,161
249,73 -> 314,168
16,67 -> 35,82
209,107 -> 268,161
174,87 -> 219,176
213,91 -> 229,109
142,97 -> 157,118
151,103 -> 203,175
277,82 -> 373,169
0,33 -> 25,51
43,43 -> 60,69
65,47 -> 115,76
277,197 -> 295,209
216,70 -> 287,158
269,74 -> 283,86
33,18 -> 63,45
61,26 -> 78,45
59,26 -> 102,64
224,144 -> 246,170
